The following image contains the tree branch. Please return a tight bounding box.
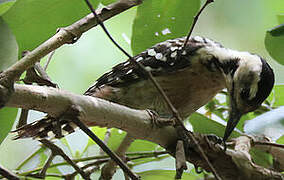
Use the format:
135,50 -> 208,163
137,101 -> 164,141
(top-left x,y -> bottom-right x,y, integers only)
0,165 -> 20,180
39,139 -> 90,179
101,134 -> 135,179
0,0 -> 142,107
7,84 -> 284,180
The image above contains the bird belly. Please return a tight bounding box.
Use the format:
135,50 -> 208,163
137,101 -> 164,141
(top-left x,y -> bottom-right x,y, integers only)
103,64 -> 225,119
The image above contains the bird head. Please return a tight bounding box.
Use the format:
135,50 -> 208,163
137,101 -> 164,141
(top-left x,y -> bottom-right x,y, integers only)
222,53 -> 275,142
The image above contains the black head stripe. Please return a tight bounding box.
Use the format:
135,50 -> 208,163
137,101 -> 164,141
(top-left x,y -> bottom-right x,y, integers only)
250,57 -> 275,105
212,57 -> 239,76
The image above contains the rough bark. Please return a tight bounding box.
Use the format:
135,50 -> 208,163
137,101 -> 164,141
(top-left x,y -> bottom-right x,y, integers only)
6,84 -> 284,180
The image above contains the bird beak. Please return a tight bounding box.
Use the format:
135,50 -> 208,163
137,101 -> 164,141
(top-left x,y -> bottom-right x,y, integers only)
223,96 -> 242,143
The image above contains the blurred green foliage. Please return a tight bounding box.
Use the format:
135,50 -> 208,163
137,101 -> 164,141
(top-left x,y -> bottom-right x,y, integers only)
138,170 -> 201,180
0,0 -> 15,15
2,0 -> 100,56
131,0 -> 200,54
0,107 -> 17,144
0,0 -> 283,179
265,23 -> 284,65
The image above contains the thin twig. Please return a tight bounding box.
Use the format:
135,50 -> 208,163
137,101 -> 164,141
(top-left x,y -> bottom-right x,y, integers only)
175,140 -> 187,179
71,116 -> 140,180
181,0 -> 222,179
182,0 -> 214,48
17,62 -> 56,129
16,147 -> 44,170
100,128 -> 112,155
26,152 -> 56,179
17,109 -> 29,128
83,0 -> 184,126
35,62 -> 56,86
83,0 -> 220,179
65,159 -> 105,179
0,165 -> 20,180
44,51 -> 56,71
254,141 -> 284,149
63,150 -> 166,179
101,133 -> 135,179
39,139 -> 90,180
16,151 -> 168,177
8,84 -> 284,179
0,0 -> 142,103
38,152 -> 55,177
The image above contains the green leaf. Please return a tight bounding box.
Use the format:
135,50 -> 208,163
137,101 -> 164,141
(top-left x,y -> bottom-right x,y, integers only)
276,135 -> 284,144
0,17 -> 18,71
277,14 -> 284,24
138,170 -> 200,180
131,0 -> 200,55
268,85 -> 284,106
128,139 -> 158,152
244,106 -> 284,141
0,0 -> 16,15
267,24 -> 284,37
0,107 -> 17,144
101,0 -> 117,5
2,0 -> 100,55
132,154 -> 169,166
106,129 -> 159,153
250,148 -> 273,168
87,127 -> 107,147
265,24 -> 284,65
188,113 -> 240,139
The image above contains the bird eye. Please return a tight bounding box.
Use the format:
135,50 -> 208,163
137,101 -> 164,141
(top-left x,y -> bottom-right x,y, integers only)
240,88 -> 250,100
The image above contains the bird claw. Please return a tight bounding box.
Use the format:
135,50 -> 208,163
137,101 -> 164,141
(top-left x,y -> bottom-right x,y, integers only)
205,134 -> 228,151
146,109 -> 175,128
205,134 -> 223,145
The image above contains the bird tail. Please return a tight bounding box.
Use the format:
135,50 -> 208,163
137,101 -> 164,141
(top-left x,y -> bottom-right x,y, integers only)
12,116 -> 77,140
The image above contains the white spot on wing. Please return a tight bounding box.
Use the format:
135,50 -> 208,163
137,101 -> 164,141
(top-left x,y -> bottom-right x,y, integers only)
155,32 -> 159,36
148,49 -> 156,56
62,129 -> 69,136
170,46 -> 178,51
116,77 -> 122,82
108,77 -> 114,82
171,51 -> 177,58
126,69 -> 133,74
136,57 -> 143,62
155,53 -> 163,60
164,42 -> 172,47
47,131 -> 55,137
193,36 -> 204,42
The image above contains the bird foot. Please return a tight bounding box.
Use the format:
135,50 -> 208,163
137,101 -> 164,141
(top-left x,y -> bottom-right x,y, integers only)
205,134 -> 228,151
205,134 -> 223,145
146,109 -> 175,128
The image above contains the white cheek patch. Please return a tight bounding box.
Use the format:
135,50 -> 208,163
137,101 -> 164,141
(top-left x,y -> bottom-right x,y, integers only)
47,131 -> 55,138
237,55 -> 262,100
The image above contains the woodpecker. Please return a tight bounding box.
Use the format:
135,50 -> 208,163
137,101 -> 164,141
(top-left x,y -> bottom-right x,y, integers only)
15,36 -> 275,143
